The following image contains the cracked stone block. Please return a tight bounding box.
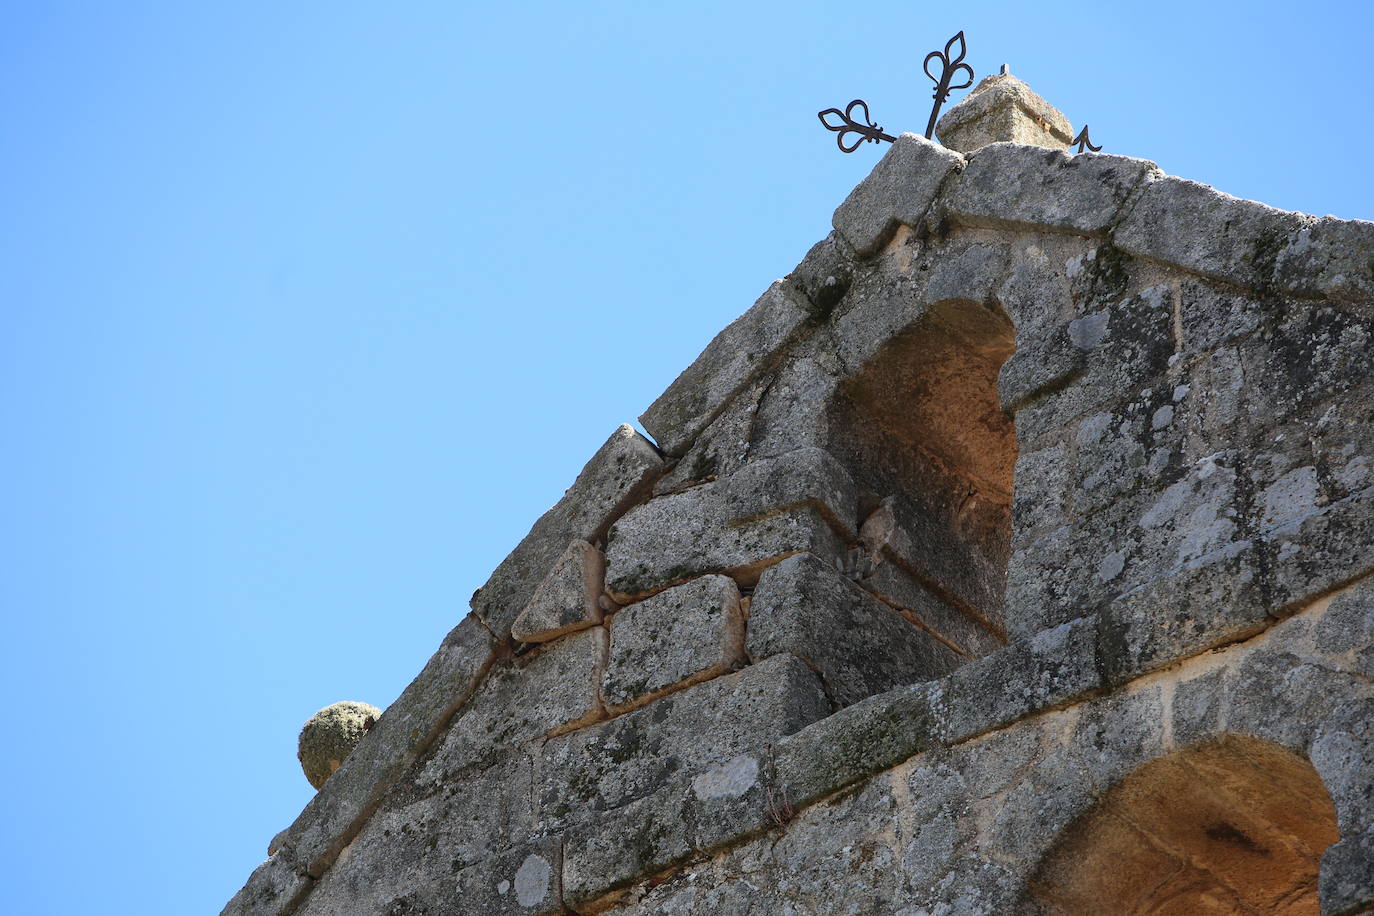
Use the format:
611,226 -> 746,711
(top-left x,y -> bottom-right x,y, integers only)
749,553 -> 963,707
831,133 -> 966,258
639,281 -> 816,457
605,448 -> 857,600
471,425 -> 662,640
536,653 -> 828,832
278,613 -> 494,877
511,539 -> 604,643
944,144 -> 1159,236
602,574 -> 745,710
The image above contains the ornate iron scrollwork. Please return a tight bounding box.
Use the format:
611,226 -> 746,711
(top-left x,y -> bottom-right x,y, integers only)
922,31 -> 975,140
817,99 -> 897,153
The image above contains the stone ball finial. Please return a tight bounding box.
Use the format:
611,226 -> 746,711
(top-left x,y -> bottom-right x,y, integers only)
297,701 -> 381,790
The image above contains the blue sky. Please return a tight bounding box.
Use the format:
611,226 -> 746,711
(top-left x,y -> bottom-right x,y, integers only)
2,2 -> 1371,913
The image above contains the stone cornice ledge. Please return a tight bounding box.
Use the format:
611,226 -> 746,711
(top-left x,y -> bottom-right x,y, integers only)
833,134 -> 1374,306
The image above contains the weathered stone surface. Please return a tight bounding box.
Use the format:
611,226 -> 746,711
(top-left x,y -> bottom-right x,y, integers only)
1096,543 -> 1267,686
935,72 -> 1074,154
601,574 -> 745,709
472,425 -> 662,640
279,613 -> 494,876
1321,826 -> 1374,916
997,324 -> 1083,412
1273,214 -> 1374,303
448,839 -> 564,916
749,553 -> 963,706
511,539 -> 604,643
220,854 -> 312,916
605,447 -> 856,599
832,133 -> 965,258
639,281 -> 816,457
1264,486 -> 1374,614
783,230 -> 858,325
857,558 -> 1004,658
295,747 -> 538,915
561,786 -> 694,908
939,615 -> 1103,742
428,627 -> 606,766
945,144 -> 1158,236
773,680 -> 942,809
297,700 -> 382,791
537,653 -> 827,831
228,72 -> 1374,916
1114,173 -> 1310,292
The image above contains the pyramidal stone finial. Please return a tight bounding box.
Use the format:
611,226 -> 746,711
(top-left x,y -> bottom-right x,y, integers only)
935,71 -> 1073,154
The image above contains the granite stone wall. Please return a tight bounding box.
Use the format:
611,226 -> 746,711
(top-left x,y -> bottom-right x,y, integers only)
225,135 -> 1374,916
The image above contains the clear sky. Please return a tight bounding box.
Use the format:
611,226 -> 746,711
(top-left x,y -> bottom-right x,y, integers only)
2,2 -> 1371,913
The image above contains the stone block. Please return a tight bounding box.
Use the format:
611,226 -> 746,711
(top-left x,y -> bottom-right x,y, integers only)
1113,174 -> 1310,292
1239,302 -> 1374,430
449,839 -> 564,916
938,615 -> 1103,743
471,425 -> 662,640
749,553 -> 963,706
784,229 -> 858,325
1310,698 -> 1374,837
944,144 -> 1158,236
295,748 -> 538,914
772,680 -> 942,810
997,325 -> 1084,412
602,574 -> 745,710
536,653 -> 828,831
605,448 -> 857,600
857,558 -> 1003,658
1171,666 -> 1229,749
419,627 -> 606,783
1273,214 -> 1374,303
511,540 -> 604,643
935,72 -> 1073,153
1007,441 -> 1071,545
1320,826 -> 1374,916
1313,579 -> 1374,677
639,281 -> 815,457
1263,486 -> 1374,615
220,854 -> 312,916
1096,542 -> 1268,686
278,613 -> 494,877
561,788 -> 694,909
831,133 -> 965,258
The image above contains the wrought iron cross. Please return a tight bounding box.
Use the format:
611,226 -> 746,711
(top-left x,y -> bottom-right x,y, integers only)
818,31 -> 974,154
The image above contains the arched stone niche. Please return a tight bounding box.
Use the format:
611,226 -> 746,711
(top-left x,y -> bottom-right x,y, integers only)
1028,736 -> 1340,915
826,296 -> 1017,644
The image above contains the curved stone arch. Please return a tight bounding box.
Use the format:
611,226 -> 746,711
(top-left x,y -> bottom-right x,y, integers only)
1026,734 -> 1339,914
821,293 -> 1018,644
